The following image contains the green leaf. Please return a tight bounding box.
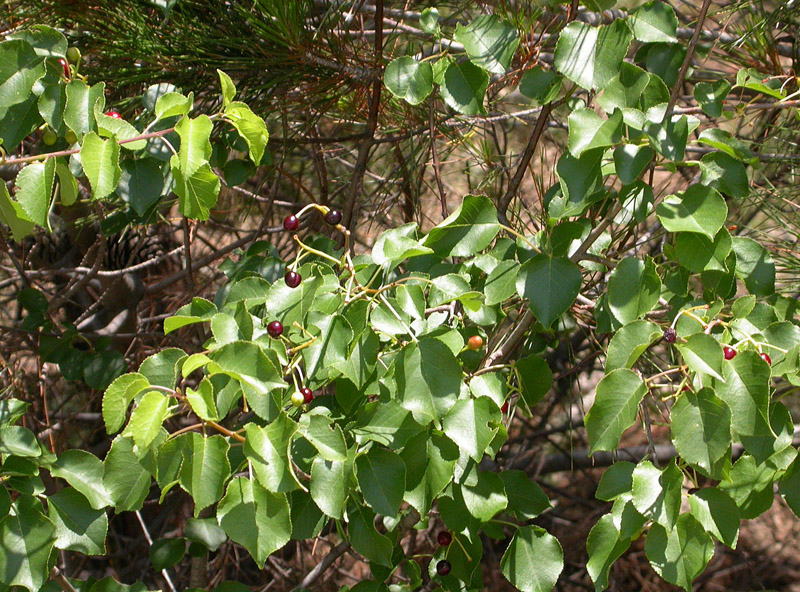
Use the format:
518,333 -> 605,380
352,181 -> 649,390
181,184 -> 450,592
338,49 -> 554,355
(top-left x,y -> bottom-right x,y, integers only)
48,487 -> 107,555
720,454 -> 776,519
607,257 -> 660,325
461,470 -> 507,522
186,517 -> 226,552
225,102 -> 269,165
55,162 -> 78,207
103,437 -> 151,512
675,228 -> 731,273
209,341 -> 284,421
656,185 -> 727,239
15,159 -> 55,229
81,132 -> 121,199
217,70 -> 236,106
715,351 -> 771,440
139,348 -> 186,388
500,525 -> 563,592
93,103 -> 146,150
697,128 -> 754,162
688,488 -> 739,548
628,1 -> 678,43
289,491 -> 325,540
172,161 -> 220,220
0,426 -> 41,458
585,368 -> 648,453
355,448 -> 405,517
671,388 -> 731,473
0,181 -> 34,241
519,66 -> 561,106
154,92 -> 193,120
173,114 -> 212,178
644,514 -> 714,592
102,437 -> 150,512
605,320 -> 662,372
632,460 -> 682,529
419,7 -> 439,34
484,260 -> 519,306
299,415 -> 347,462
217,477 -> 291,568
38,82 -> 66,134
164,298 -> 218,334
372,223 -> 433,269
8,26 -> 67,58
51,450 -> 114,510
384,57 -> 433,105
179,433 -> 230,516
554,20 -> 632,91
0,495 -> 56,592
0,40 -> 46,108
700,152 -> 749,198
64,80 -> 105,137
567,108 -> 623,158
128,391 -> 169,450
694,80 -> 731,117
310,456 -> 351,519
554,148 -> 604,217
149,538 -> 185,570
613,144 -> 654,185
731,236 -> 775,296
586,514 -> 631,591
735,68 -> 785,99
395,339 -> 461,424
596,461 -> 635,501
0,93 -> 40,151
676,333 -> 725,382
453,15 -> 519,75
498,471 -> 550,520
301,312 -> 353,383
643,113 -> 688,161
401,431 -> 458,516
516,255 -> 581,328
439,60 -> 489,116
423,194 -> 499,257
348,503 -> 394,567
442,397 -> 500,462
185,379 -> 218,422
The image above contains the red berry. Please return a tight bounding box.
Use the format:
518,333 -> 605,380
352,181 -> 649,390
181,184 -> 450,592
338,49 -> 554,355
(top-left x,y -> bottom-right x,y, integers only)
285,270 -> 302,288
501,401 -> 509,413
723,346 -> 737,360
467,335 -> 483,351
760,352 -> 771,365
283,215 -> 299,231
436,560 -> 451,576
267,320 -> 283,338
58,58 -> 70,78
324,209 -> 342,226
106,111 -> 122,119
663,328 -> 677,343
301,387 -> 313,404
437,531 -> 452,546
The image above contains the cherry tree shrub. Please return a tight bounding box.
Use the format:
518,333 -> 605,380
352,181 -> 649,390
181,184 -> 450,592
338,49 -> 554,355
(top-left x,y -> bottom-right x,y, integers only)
1,3 -> 799,592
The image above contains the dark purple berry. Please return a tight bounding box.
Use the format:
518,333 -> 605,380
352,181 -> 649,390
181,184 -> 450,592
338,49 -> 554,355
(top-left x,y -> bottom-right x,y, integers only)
663,328 -> 677,343
723,346 -> 736,360
324,209 -> 342,226
301,387 -> 313,404
436,560 -> 451,576
285,271 -> 302,288
437,531 -> 452,546
267,320 -> 284,338
283,215 -> 299,231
